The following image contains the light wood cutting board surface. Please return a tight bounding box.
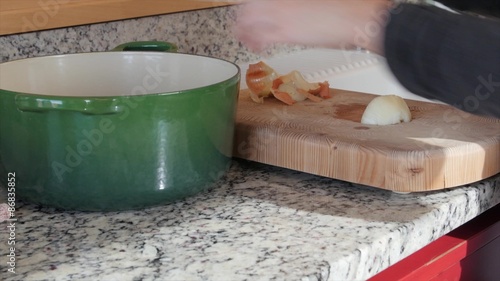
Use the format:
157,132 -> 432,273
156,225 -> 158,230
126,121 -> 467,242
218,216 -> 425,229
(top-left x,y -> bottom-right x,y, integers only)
233,89 -> 500,192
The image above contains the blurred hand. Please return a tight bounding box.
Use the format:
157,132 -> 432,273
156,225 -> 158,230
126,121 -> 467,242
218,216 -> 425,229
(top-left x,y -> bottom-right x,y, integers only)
234,0 -> 391,54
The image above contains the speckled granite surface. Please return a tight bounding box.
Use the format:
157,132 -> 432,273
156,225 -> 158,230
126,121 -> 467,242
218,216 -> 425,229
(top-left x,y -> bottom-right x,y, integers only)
0,160 -> 499,281
1,3 -> 500,281
0,5 -> 303,64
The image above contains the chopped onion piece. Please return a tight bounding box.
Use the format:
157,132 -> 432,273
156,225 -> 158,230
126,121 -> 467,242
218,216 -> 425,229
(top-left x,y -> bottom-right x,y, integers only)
361,95 -> 412,125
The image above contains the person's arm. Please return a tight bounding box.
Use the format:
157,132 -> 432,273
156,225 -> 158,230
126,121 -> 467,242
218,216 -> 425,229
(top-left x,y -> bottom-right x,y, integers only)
384,4 -> 500,118
233,0 -> 391,53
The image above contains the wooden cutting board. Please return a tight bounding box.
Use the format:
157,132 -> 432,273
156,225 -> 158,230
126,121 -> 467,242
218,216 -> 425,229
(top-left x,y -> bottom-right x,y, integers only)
233,89 -> 500,192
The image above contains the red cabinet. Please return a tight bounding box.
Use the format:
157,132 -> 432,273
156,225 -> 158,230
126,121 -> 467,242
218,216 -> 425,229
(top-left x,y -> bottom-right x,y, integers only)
369,203 -> 500,281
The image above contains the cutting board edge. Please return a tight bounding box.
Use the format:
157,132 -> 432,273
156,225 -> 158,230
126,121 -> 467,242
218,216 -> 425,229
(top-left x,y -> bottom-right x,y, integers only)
232,122 -> 500,192
231,155 -> 500,193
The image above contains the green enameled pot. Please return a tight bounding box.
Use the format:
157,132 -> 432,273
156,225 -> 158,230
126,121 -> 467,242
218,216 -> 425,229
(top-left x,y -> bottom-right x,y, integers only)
0,42 -> 240,211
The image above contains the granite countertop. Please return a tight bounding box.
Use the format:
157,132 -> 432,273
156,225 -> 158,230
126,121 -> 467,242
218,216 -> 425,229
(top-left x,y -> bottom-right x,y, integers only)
1,159 -> 499,281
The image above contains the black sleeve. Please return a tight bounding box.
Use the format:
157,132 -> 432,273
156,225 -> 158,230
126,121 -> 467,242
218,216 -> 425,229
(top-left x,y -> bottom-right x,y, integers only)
437,0 -> 500,17
384,4 -> 500,118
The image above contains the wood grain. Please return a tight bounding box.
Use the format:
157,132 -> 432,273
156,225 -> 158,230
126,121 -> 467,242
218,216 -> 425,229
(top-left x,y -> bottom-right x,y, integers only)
233,89 -> 500,192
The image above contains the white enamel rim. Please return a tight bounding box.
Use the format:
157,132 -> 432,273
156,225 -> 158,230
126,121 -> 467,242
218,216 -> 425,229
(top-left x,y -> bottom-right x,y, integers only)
0,52 -> 240,97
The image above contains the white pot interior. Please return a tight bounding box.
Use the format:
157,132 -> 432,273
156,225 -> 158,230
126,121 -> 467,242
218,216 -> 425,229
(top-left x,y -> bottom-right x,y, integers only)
0,52 -> 239,97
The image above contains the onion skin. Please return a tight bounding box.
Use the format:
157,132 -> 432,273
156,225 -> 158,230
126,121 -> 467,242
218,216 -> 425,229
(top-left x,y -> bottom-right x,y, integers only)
246,61 -> 278,103
315,82 -> 331,99
246,61 -> 332,105
271,71 -> 330,104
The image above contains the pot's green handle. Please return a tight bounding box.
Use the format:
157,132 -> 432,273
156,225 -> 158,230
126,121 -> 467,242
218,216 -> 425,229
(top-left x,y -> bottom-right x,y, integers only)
111,41 -> 178,53
15,95 -> 123,115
